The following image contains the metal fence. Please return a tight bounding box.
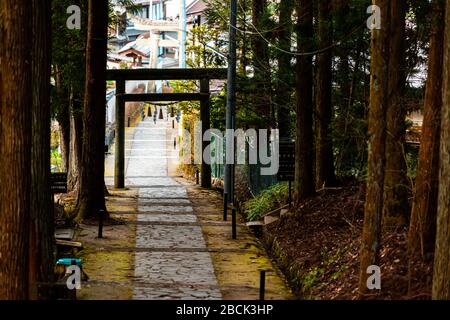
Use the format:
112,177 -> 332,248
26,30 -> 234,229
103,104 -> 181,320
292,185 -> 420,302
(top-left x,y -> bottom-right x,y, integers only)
247,162 -> 278,195
209,133 -> 278,195
211,134 -> 225,179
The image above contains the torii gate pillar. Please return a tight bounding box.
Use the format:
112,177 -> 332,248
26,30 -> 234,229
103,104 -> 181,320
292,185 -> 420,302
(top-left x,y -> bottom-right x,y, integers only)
114,80 -> 126,189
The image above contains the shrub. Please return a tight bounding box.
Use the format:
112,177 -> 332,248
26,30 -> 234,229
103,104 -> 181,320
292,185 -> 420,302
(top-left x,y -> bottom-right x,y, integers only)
244,182 -> 289,221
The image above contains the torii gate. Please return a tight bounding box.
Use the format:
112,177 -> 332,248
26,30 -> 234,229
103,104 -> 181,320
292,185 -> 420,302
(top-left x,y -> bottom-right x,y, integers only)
106,68 -> 228,189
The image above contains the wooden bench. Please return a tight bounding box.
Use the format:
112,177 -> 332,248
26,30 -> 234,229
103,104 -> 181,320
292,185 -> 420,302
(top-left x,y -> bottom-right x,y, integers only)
56,239 -> 83,250
55,230 -> 82,256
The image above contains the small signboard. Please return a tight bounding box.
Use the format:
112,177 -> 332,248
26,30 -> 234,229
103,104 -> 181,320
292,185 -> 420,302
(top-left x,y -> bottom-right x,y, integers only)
277,141 -> 295,182
51,172 -> 68,194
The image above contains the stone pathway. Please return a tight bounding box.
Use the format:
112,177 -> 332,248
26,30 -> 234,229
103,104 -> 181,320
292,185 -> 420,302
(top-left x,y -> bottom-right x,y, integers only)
126,117 -> 222,300
83,110 -> 292,300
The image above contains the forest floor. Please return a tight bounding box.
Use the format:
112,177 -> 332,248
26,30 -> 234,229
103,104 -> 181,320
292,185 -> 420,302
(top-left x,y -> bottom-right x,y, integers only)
262,182 -> 433,300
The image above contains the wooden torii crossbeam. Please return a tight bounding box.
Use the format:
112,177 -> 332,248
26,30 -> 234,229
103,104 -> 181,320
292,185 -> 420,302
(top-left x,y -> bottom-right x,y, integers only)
106,68 -> 228,189
106,68 -> 227,81
123,93 -> 209,102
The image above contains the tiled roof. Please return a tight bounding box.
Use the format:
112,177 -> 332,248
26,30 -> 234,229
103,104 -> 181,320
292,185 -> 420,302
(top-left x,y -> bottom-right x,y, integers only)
187,0 -> 206,16
118,38 -> 151,57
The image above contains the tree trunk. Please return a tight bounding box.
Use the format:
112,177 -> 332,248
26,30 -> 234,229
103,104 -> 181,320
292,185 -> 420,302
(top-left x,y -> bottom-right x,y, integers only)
432,0 -> 450,300
334,0 -> 351,108
0,0 -> 32,299
359,0 -> 390,296
55,68 -> 70,172
383,0 -> 409,226
68,95 -> 83,192
29,0 -> 54,300
239,0 -> 248,75
252,0 -> 271,127
76,0 -> 108,220
333,0 -> 352,175
294,0 -> 315,201
408,0 -> 445,258
276,0 -> 294,139
315,0 -> 336,188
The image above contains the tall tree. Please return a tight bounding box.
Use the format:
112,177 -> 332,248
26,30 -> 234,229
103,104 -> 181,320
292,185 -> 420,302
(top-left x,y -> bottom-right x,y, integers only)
383,0 -> 409,225
249,0 -> 272,191
315,0 -> 336,188
29,0 -> 54,299
68,101 -> 83,192
251,0 -> 271,126
54,79 -> 71,172
275,0 -> 294,139
334,0 -> 351,106
432,0 -> 450,300
238,0 -> 249,75
0,0 -> 32,299
333,0 -> 370,177
409,0 -> 445,258
75,0 -> 109,220
294,0 -> 315,200
359,0 -> 391,296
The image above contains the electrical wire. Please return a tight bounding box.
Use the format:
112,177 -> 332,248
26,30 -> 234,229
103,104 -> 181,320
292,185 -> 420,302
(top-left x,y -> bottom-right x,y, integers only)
209,0 -> 368,57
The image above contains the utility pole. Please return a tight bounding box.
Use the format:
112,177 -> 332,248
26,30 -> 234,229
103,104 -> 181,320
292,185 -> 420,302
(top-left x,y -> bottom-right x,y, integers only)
225,0 -> 237,211
179,0 -> 187,68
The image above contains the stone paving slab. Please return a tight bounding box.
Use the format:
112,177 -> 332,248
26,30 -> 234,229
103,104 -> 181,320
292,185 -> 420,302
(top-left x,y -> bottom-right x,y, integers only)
137,199 -> 192,205
127,165 -> 167,177
138,205 -> 193,213
133,286 -> 221,300
137,196 -> 190,200
139,187 -> 188,198
136,213 -> 197,223
127,177 -> 180,186
136,225 -> 206,249
134,252 -> 218,286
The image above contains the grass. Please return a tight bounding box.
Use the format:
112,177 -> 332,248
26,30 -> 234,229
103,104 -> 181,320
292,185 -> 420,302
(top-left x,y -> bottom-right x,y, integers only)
244,182 -> 289,221
302,267 -> 325,295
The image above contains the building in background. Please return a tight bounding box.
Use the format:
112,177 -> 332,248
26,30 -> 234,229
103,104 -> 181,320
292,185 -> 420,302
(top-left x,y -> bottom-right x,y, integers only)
186,0 -> 206,26
108,0 -> 197,70
106,0 -> 196,138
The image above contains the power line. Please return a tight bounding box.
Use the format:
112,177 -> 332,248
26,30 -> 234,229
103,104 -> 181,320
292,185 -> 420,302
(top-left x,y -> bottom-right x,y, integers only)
210,0 -> 367,57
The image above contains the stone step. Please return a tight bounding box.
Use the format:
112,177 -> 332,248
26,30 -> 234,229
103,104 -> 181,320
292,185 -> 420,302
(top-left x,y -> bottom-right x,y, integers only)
264,215 -> 279,226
